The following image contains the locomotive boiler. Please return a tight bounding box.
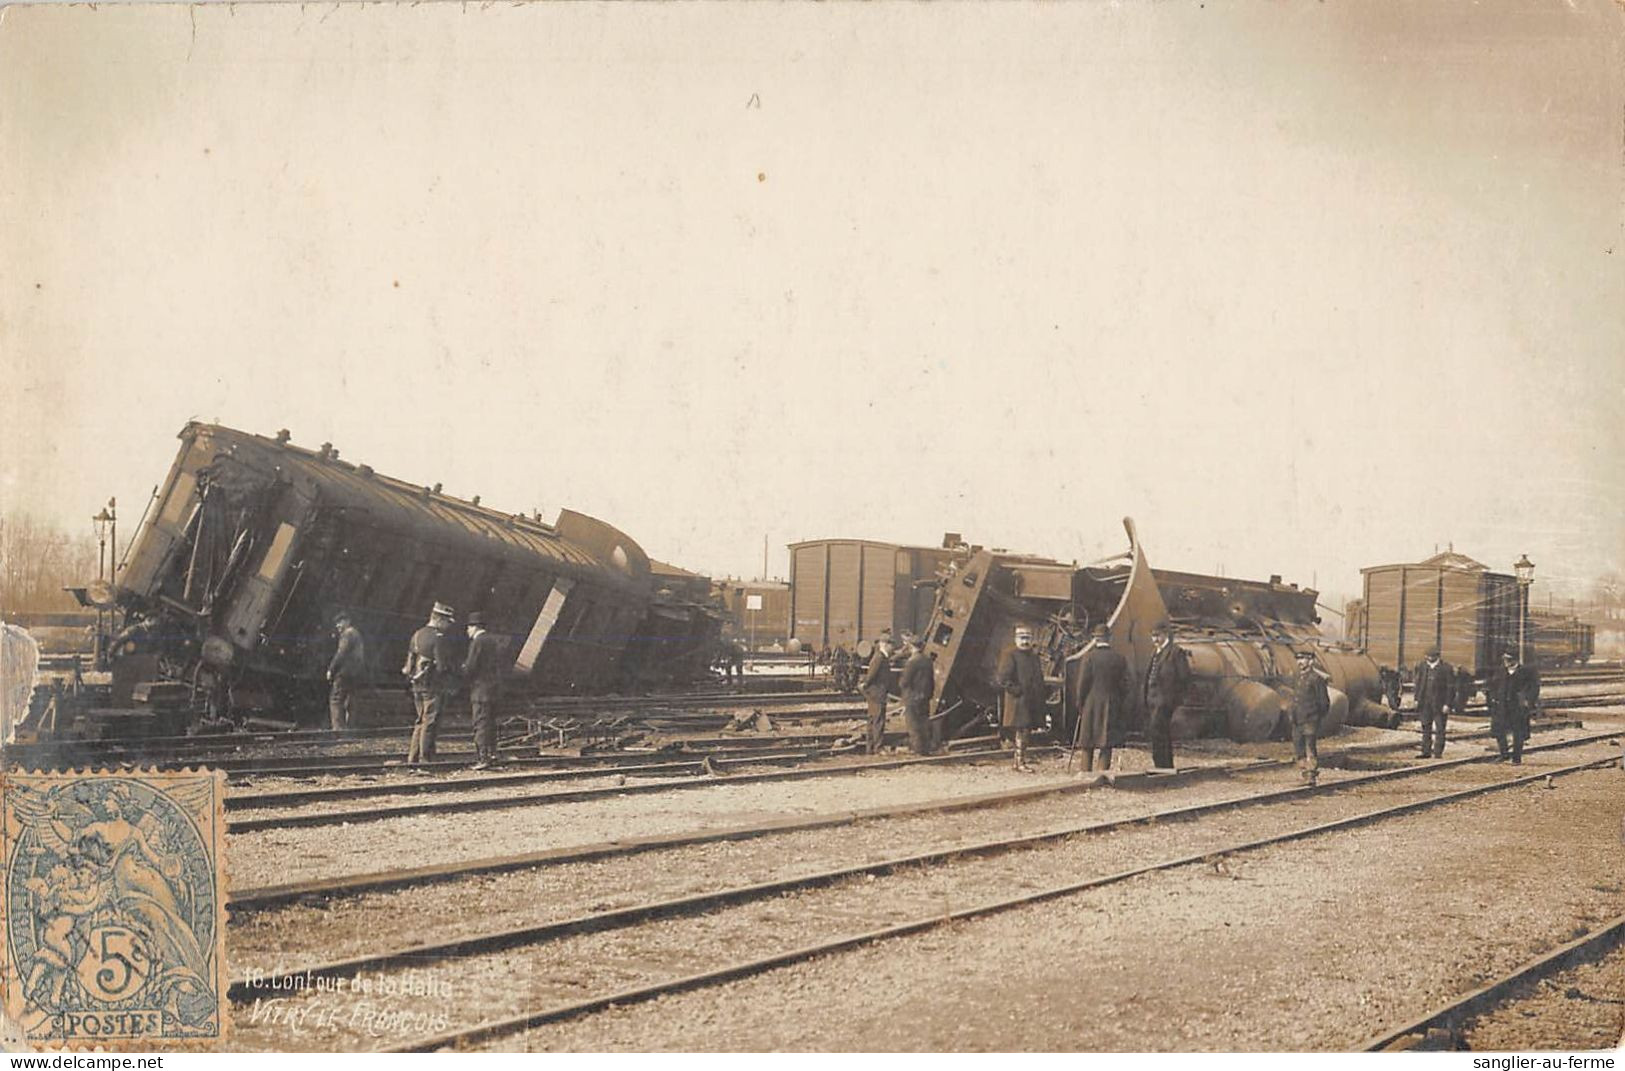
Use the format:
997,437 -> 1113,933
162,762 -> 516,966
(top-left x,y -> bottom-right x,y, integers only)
918,518 -> 1391,744
69,422 -> 718,732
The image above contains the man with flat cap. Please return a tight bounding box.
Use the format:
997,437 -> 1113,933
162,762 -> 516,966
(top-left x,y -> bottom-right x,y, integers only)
1413,646 -> 1454,759
1143,621 -> 1192,771
997,625 -> 1047,772
860,633 -> 897,754
403,601 -> 457,768
899,636 -> 937,755
1071,624 -> 1129,774
462,611 -> 504,769
1288,647 -> 1331,786
1488,647 -> 1540,764
326,611 -> 367,731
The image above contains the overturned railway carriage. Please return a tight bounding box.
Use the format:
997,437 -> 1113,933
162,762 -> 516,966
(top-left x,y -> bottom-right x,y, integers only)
919,519 -> 1389,744
103,423 -> 715,725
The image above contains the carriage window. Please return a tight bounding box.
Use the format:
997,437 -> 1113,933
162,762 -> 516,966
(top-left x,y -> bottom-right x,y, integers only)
160,471 -> 198,527
258,523 -> 298,580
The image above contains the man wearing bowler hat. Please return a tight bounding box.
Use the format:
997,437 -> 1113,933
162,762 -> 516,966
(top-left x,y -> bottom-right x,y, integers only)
403,601 -> 457,768
1413,646 -> 1453,759
1489,647 -> 1540,764
462,611 -> 504,769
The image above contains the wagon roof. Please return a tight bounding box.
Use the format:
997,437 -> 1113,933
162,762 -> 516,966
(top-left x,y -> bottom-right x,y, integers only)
184,423 -> 649,592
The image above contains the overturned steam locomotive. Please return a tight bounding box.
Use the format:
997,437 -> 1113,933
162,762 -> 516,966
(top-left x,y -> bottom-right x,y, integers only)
58,423 -> 720,735
919,519 -> 1392,744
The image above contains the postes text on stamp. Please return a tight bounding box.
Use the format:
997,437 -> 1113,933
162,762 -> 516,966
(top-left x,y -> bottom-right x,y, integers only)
1,769 -> 227,1049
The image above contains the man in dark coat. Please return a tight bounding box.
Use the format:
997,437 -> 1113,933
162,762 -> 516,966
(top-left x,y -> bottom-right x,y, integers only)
899,638 -> 937,755
996,626 -> 1047,772
1413,647 -> 1454,759
1143,622 -> 1191,770
402,601 -> 457,768
860,635 -> 896,754
461,611 -> 504,769
1288,648 -> 1331,786
1489,648 -> 1540,764
1071,624 -> 1129,774
326,612 -> 366,731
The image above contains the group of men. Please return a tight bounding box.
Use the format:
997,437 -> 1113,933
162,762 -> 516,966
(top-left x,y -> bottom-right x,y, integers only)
326,601 -> 506,771
858,633 -> 940,756
326,604 -> 1544,782
1410,645 -> 1541,764
997,622 -> 1332,784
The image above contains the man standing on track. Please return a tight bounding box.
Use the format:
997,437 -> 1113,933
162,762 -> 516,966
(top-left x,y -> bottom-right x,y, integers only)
403,601 -> 457,769
899,637 -> 937,755
860,633 -> 896,754
997,625 -> 1047,773
1071,624 -> 1129,775
462,611 -> 504,770
1143,622 -> 1191,771
1489,647 -> 1541,764
1288,647 -> 1331,786
326,612 -> 366,731
1413,647 -> 1453,759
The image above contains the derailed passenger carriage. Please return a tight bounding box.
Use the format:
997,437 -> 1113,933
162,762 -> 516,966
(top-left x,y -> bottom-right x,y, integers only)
75,423 -> 718,733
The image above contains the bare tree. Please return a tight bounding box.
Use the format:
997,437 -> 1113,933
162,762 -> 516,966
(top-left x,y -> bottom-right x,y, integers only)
0,512 -> 99,614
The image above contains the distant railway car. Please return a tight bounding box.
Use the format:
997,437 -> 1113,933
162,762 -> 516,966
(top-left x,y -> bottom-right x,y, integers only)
1358,551 -> 1522,680
1527,612 -> 1595,669
714,579 -> 792,651
85,422 -> 712,729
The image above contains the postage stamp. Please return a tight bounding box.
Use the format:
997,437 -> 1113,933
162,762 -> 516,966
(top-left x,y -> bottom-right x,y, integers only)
1,769 -> 227,1050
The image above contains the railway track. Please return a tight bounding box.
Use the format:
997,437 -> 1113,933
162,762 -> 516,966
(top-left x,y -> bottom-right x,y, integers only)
228,730 -> 1621,1007
1358,913 -> 1625,1051
223,745 -> 1043,832
218,735 -> 867,780
221,707 -> 1615,833
223,733 -> 1620,1052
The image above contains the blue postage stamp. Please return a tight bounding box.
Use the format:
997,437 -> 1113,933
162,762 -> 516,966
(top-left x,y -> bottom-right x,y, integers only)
2,770 -> 227,1049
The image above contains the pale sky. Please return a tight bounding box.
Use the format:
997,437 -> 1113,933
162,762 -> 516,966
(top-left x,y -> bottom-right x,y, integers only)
2,1 -> 1621,609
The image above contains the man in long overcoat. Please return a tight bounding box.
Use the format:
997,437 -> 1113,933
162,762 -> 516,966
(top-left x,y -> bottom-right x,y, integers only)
1413,647 -> 1454,759
1143,622 -> 1191,770
996,626 -> 1046,772
1488,648 -> 1540,764
1071,623 -> 1129,773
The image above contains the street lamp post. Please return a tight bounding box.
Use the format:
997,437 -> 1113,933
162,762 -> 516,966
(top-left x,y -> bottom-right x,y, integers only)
92,506 -> 114,669
107,498 -> 118,586
1514,554 -> 1535,663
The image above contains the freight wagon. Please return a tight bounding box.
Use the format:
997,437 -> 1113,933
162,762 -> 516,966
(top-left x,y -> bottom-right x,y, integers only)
1358,551 -> 1523,680
787,538 -> 964,652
